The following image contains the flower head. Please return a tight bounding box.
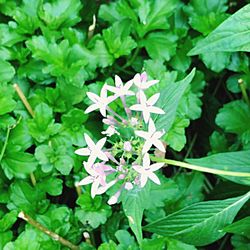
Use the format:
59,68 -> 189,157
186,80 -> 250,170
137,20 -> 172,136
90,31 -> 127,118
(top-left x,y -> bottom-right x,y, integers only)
133,153 -> 164,187
135,119 -> 166,154
75,133 -> 108,166
133,72 -> 159,90
85,84 -> 115,117
106,75 -> 134,97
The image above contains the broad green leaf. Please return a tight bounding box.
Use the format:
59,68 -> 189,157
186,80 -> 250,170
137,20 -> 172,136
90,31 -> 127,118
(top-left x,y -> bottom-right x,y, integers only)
223,216 -> 250,238
38,0 -> 82,29
36,177 -> 63,196
186,150 -> 250,185
122,184 -> 150,244
144,192 -> 250,246
0,83 -> 16,115
231,235 -> 250,250
76,192 -> 112,229
154,68 -> 196,133
0,60 -> 15,83
185,0 -> 228,35
0,210 -> 18,232
142,32 -> 178,61
166,238 -> 197,250
103,20 -> 137,59
0,231 -> 13,249
189,4 -> 250,55
98,241 -> 117,250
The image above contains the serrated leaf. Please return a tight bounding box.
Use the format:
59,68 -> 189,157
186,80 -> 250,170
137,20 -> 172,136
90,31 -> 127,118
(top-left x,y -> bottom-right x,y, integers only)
189,4 -> 250,55
144,192 -> 250,246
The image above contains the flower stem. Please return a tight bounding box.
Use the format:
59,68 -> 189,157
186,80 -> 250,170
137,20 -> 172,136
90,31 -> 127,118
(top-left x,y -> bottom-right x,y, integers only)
122,47 -> 140,69
151,156 -> 250,177
107,107 -> 127,124
13,83 -> 37,185
238,79 -> 250,105
13,83 -> 35,118
120,96 -> 131,118
18,211 -> 80,250
0,126 -> 11,163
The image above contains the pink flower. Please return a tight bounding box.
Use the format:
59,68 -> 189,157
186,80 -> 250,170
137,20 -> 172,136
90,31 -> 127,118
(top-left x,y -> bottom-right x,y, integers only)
135,119 -> 166,154
130,91 -> 164,123
75,133 -> 108,166
133,72 -> 159,90
133,153 -> 164,187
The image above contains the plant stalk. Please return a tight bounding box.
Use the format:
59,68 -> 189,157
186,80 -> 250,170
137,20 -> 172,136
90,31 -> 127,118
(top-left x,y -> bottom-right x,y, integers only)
18,211 -> 80,250
0,127 -> 11,163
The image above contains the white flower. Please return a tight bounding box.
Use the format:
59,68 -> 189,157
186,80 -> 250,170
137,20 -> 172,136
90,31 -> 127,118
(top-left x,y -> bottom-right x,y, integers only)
130,117 -> 138,126
102,125 -> 120,137
77,162 -> 115,198
133,72 -> 159,90
106,75 -> 134,97
75,133 -> 108,166
135,118 -> 166,154
133,153 -> 164,187
123,141 -> 132,152
85,84 -> 115,117
130,91 -> 165,123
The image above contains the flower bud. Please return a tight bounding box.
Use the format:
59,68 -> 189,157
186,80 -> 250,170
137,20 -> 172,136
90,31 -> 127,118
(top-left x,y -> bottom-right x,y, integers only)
123,141 -> 132,152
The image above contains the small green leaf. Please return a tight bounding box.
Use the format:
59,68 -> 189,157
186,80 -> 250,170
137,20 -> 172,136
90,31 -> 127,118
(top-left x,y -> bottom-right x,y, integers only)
0,60 -> 15,83
0,210 -> 18,232
144,192 -> 250,246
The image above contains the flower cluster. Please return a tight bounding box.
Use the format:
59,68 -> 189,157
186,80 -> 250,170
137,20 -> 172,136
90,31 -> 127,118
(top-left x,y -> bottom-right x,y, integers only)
75,72 -> 166,204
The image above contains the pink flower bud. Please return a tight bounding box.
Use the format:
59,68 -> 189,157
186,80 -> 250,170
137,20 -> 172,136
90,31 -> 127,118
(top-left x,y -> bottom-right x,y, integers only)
124,182 -> 133,190
123,141 -> 132,152
108,189 -> 121,205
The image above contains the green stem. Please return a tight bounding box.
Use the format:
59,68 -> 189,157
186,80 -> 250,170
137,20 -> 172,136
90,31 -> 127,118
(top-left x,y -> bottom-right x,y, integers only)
122,47 -> 140,69
151,156 -> 250,177
238,79 -> 250,105
0,127 -> 11,163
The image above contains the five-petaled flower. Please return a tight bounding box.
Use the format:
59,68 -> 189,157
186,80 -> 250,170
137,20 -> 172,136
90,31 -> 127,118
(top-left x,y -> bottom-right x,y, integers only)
75,133 -> 108,166
133,72 -> 159,90
106,75 -> 134,98
85,84 -> 115,117
135,118 -> 166,154
133,153 -> 164,187
130,91 -> 165,123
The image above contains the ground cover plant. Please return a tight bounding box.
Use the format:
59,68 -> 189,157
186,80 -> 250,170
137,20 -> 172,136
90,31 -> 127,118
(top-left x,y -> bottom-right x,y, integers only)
0,0 -> 250,249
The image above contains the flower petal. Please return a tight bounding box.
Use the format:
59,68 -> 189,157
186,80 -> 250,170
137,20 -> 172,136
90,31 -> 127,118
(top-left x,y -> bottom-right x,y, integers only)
143,153 -> 151,168
153,139 -> 166,153
142,140 -> 152,154
84,133 -> 95,148
148,172 -> 161,185
147,93 -> 160,106
135,130 -> 150,139
75,148 -> 90,156
85,103 -> 100,114
150,163 -> 164,171
149,106 -> 165,114
78,176 -> 94,186
87,92 -> 99,102
130,104 -> 143,111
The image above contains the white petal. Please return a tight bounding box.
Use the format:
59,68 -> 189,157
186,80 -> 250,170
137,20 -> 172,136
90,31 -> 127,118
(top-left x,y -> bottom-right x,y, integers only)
135,130 -> 150,139
78,176 -> 94,185
150,163 -> 164,171
85,103 -> 100,114
149,106 -> 165,114
148,119 -> 156,133
153,139 -> 166,153
138,91 -> 147,104
148,172 -> 161,185
84,133 -> 95,148
143,153 -> 151,168
130,104 -> 143,111
101,84 -> 108,98
97,150 -> 109,162
140,174 -> 148,187
100,106 -> 107,117
88,153 -> 97,166
142,140 -> 152,154
91,179 -> 100,198
96,137 -> 107,149
106,85 -> 119,94
75,148 -> 90,156
146,80 -> 159,88
147,93 -> 160,106
125,79 -> 134,90
133,73 -> 141,87
115,75 -> 123,87
133,165 -> 143,174
87,92 -> 99,103
143,110 -> 150,123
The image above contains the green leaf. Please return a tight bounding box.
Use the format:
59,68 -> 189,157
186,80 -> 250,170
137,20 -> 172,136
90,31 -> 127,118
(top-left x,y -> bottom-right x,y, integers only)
0,60 -> 15,83
0,210 -> 18,232
186,150 -> 250,185
185,0 -> 228,35
35,144 -> 73,175
154,68 -> 196,134
216,100 -> 250,135
0,83 -> 16,115
144,192 -> 250,246
122,184 -> 150,245
38,0 -> 82,29
1,151 -> 37,180
28,103 -> 61,143
166,238 -> 197,250
36,177 -> 63,196
189,4 -> 250,55
103,20 -> 137,59
98,241 -> 117,250
142,32 -> 178,61
76,192 -> 112,229
231,235 -> 250,250
0,231 -> 13,249
223,216 -> 250,238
